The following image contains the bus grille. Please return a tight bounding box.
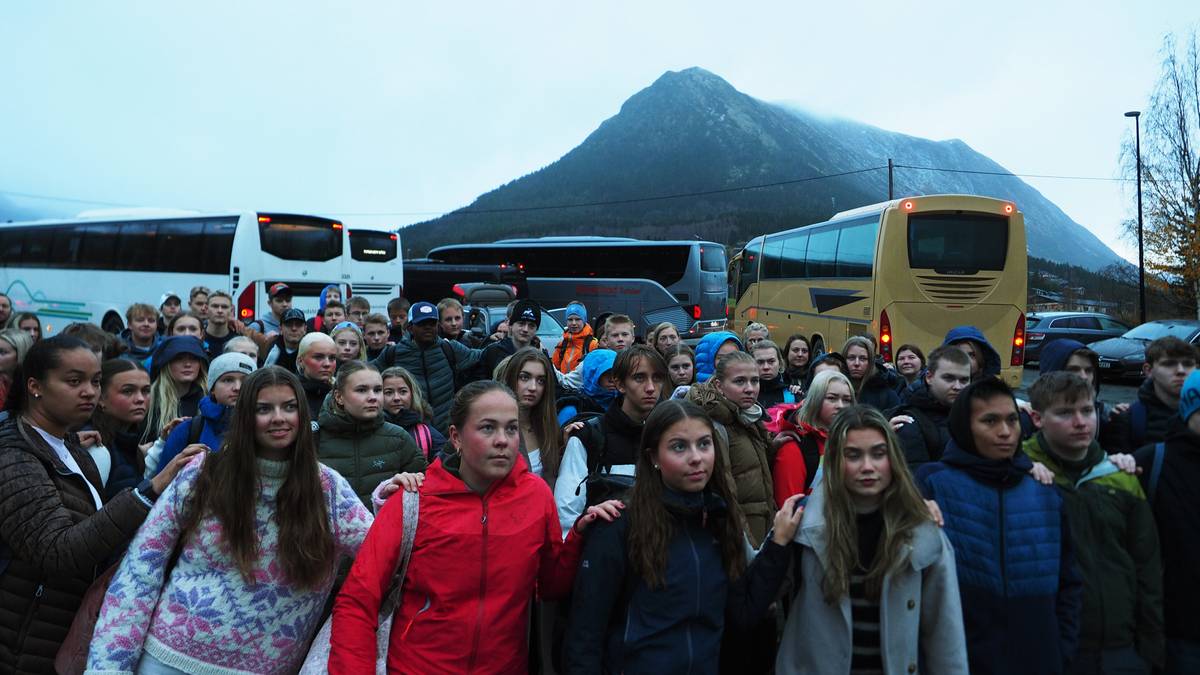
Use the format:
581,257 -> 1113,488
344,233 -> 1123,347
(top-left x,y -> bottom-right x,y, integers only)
914,275 -> 999,304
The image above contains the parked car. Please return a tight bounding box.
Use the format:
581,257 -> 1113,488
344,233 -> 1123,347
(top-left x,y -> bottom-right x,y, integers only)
1023,312 -> 1131,364
464,294 -> 565,357
1089,319 -> 1200,380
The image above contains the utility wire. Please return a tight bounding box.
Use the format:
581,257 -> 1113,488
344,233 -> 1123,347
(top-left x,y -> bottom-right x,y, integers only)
893,163 -> 1135,183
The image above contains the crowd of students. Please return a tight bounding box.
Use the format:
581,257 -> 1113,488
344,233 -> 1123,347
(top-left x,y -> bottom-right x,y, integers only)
0,284 -> 1197,674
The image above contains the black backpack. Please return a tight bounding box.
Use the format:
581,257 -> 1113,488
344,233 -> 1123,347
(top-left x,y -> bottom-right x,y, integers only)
569,415 -> 635,508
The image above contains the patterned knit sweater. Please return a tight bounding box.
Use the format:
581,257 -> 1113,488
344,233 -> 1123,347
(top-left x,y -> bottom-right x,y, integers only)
85,455 -> 373,675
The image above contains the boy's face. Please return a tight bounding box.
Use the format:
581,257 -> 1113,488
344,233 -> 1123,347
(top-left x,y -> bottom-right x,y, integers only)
1032,395 -> 1096,457
364,322 -> 389,350
207,297 -> 231,326
969,394 -> 1021,460
323,306 -> 345,325
954,341 -> 983,378
282,320 -> 307,347
606,322 -> 634,352
161,299 -> 181,319
1144,355 -> 1196,401
566,315 -> 584,333
269,294 -> 292,316
389,308 -> 407,329
510,319 -> 537,347
440,308 -> 463,337
1064,353 -> 1096,390
926,361 -> 971,407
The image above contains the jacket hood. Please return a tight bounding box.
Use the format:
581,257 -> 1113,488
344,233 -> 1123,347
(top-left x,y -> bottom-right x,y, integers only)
386,407 -> 423,429
318,390 -> 384,435
581,349 -> 618,402
940,437 -> 1034,487
686,380 -> 737,424
694,331 -> 742,383
942,325 -> 1001,378
197,395 -> 232,426
947,379 -> 1019,456
426,447 -> 530,495
318,284 -> 339,310
150,336 -> 209,380
1038,339 -> 1101,394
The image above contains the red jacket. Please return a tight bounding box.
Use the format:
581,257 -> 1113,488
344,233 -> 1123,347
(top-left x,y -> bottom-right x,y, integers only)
765,403 -> 827,507
330,455 -> 583,674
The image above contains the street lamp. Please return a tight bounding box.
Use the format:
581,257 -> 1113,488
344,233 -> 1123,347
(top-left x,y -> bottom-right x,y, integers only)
1125,110 -> 1146,324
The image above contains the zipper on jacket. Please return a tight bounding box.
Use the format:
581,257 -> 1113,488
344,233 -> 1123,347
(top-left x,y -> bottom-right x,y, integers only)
684,524 -> 701,674
998,487 -> 1008,597
15,584 -> 44,655
466,497 -> 490,672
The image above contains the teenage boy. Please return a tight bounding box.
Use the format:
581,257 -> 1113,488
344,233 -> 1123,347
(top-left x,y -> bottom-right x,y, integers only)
1133,370 -> 1200,673
554,345 -> 665,535
320,301 -> 347,332
1024,371 -> 1163,672
478,299 -> 541,379
157,292 -> 182,335
437,298 -> 476,346
0,292 -> 12,327
1040,340 -> 1119,444
943,325 -> 1002,381
1108,336 -> 1198,453
188,286 -> 210,320
561,314 -> 637,389
362,313 -> 391,361
387,297 -> 410,343
892,346 -> 972,467
248,282 -> 292,336
346,296 -> 371,330
552,300 -> 597,375
203,291 -> 238,360
122,302 -> 162,361
264,308 -> 307,373
371,301 -> 483,434
917,378 -> 1082,674
752,340 -> 789,410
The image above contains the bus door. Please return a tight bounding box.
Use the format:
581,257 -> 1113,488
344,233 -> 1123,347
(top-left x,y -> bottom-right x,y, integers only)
730,241 -> 762,334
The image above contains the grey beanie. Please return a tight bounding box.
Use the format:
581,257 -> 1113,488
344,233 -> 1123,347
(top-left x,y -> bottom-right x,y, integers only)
208,352 -> 257,389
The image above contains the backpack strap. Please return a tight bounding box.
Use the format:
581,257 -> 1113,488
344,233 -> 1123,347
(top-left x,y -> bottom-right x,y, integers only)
1148,442 -> 1166,504
414,424 -> 433,460
379,490 -> 420,617
439,339 -> 458,373
1130,400 -> 1148,448
580,417 -> 607,474
186,415 -> 207,448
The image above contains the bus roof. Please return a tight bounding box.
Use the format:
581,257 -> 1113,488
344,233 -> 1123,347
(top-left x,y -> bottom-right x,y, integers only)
433,236 -> 721,249
1,210 -> 340,228
831,194 -> 1015,220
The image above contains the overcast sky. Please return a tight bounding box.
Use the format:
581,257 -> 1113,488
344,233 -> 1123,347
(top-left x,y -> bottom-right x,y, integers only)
2,1 -> 1195,263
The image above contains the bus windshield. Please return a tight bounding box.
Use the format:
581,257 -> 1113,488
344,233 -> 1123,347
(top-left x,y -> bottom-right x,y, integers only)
258,214 -> 343,262
907,213 -> 1008,272
349,229 -> 398,262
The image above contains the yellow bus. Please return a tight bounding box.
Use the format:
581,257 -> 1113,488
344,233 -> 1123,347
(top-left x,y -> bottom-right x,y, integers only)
729,195 -> 1027,386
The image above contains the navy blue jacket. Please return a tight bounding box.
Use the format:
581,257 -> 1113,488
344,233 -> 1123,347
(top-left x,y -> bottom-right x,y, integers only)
917,441 -> 1082,674
564,489 -> 790,675
154,395 -> 231,475
102,428 -> 144,501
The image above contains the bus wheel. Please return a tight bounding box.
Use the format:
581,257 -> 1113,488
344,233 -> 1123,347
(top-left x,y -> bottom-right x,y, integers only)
101,312 -> 124,335
811,336 -> 825,358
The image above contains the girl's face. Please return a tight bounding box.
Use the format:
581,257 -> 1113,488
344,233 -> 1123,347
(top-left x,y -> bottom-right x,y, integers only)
171,317 -> 203,338
845,345 -> 871,381
19,317 -> 40,341
841,427 -> 893,510
28,348 -> 101,429
514,360 -> 547,410
896,349 -> 922,378
655,327 -> 680,353
0,339 -> 16,375
716,362 -> 760,410
450,390 -> 520,492
168,354 -> 202,385
335,369 -> 383,420
382,376 -> 412,415
100,368 -> 151,425
301,342 -> 338,379
818,380 -> 854,428
254,384 -> 301,455
788,340 -> 810,368
211,372 -> 246,407
334,332 -> 362,362
654,416 -> 715,493
667,355 -> 694,387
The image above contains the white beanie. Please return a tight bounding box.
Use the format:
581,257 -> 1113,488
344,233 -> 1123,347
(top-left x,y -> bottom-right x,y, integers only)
208,352 -> 257,389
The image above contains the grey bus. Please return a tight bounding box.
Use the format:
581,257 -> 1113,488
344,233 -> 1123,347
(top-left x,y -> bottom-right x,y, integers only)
426,236 -> 728,338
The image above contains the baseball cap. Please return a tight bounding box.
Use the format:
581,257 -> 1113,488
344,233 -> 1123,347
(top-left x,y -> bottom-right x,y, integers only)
268,282 -> 292,298
281,308 -> 305,324
511,299 -> 541,327
408,301 -> 439,324
159,292 -> 181,307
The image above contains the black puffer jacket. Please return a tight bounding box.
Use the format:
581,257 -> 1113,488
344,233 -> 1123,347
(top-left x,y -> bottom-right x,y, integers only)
0,416 -> 151,674
300,375 -> 332,420
757,375 -> 788,415
372,335 -> 482,434
889,386 -> 952,468
103,428 -> 145,501
1107,379 -> 1177,453
856,370 -> 900,411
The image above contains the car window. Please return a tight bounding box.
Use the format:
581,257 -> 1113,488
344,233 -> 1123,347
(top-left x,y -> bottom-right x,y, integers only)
1099,317 -> 1129,332
1069,316 -> 1102,330
1048,317 -> 1071,329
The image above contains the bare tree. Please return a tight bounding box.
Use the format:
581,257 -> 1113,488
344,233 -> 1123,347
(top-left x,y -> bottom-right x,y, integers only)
1124,29 -> 1200,318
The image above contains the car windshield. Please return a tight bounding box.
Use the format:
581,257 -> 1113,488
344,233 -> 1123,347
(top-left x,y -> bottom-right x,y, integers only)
1123,322 -> 1199,341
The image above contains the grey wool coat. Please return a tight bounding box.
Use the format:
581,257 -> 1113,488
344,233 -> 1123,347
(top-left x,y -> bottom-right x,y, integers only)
775,486 -> 969,675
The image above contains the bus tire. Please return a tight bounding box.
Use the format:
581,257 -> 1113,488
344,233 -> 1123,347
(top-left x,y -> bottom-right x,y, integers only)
101,312 -> 124,335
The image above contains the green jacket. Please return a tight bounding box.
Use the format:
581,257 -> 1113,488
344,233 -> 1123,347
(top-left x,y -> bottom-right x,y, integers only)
1023,433 -> 1164,666
317,396 -> 427,510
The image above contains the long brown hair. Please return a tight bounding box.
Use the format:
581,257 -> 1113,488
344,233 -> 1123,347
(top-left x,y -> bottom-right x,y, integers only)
498,348 -> 562,484
820,405 -> 929,604
92,358 -> 149,448
178,366 -> 334,589
627,400 -> 747,588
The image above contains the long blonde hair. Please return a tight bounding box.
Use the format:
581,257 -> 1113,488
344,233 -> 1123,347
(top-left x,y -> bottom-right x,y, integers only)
143,353 -> 208,442
796,369 -> 855,428
841,335 -> 877,393
819,405 -> 929,604
381,366 -> 433,422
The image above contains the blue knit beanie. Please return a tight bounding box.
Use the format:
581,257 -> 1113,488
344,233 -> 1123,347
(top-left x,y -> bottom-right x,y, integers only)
1180,369 -> 1200,422
565,302 -> 587,322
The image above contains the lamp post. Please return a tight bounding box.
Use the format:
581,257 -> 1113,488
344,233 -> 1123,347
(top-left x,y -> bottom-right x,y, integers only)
1125,110 -> 1146,324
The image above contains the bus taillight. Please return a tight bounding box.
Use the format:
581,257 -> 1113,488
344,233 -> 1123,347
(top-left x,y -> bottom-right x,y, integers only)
691,305 -> 702,320
452,284 -> 466,299
879,309 -> 894,362
257,215 -> 271,223
237,283 -> 256,320
1011,314 -> 1026,366
332,222 -> 343,230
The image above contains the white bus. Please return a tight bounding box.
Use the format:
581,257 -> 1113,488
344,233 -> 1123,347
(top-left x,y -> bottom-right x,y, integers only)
0,211 -> 402,335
